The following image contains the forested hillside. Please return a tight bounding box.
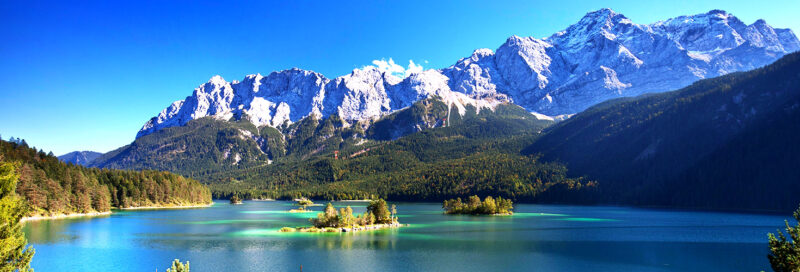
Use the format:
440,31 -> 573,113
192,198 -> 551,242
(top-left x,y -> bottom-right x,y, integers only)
0,139 -> 211,217
526,52 -> 800,211
209,103 -> 595,202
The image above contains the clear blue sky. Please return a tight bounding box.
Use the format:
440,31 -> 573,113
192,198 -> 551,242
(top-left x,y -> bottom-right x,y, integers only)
1,0 -> 798,155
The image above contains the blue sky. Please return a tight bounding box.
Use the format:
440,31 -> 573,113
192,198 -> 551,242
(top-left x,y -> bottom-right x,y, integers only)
1,0 -> 798,155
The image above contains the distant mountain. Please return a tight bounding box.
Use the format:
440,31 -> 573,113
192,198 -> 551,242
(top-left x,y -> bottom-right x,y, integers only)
137,8 -> 798,138
94,8 -> 800,208
526,52 -> 800,211
92,97 -> 594,202
58,151 -> 103,166
92,98 -> 553,175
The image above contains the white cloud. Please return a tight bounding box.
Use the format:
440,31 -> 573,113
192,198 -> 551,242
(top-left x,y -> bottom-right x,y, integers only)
366,58 -> 424,78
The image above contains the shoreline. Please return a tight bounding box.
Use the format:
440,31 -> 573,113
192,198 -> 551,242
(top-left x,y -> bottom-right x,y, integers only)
280,222 -> 406,233
21,203 -> 213,222
21,211 -> 112,222
119,203 -> 214,210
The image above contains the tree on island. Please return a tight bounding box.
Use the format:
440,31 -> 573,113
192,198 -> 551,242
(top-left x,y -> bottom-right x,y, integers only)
166,259 -> 190,272
0,159 -> 34,272
296,199 -> 314,210
443,195 -> 513,215
309,199 -> 396,228
367,199 -> 392,224
229,194 -> 242,204
768,205 -> 800,271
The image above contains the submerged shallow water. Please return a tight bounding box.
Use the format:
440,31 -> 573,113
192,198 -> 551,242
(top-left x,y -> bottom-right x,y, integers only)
23,200 -> 788,271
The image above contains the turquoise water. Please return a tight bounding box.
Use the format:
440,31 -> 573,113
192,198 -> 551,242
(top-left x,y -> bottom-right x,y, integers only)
23,200 -> 788,271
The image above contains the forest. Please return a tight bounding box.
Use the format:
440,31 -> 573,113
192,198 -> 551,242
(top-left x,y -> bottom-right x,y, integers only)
208,103 -> 596,202
442,195 -> 513,215
527,51 -> 800,211
0,138 -> 211,217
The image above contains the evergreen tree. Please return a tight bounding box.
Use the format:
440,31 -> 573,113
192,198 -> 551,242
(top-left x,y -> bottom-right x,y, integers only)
0,159 -> 34,272
367,199 -> 391,224
166,259 -> 190,272
311,203 -> 340,228
442,195 -> 513,215
768,205 -> 800,272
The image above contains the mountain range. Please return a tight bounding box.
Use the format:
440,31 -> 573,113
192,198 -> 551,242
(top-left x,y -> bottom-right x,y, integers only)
135,8 -> 798,139
84,8 -> 800,210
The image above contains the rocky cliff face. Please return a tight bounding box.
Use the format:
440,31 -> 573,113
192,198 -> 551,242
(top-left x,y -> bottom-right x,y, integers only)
138,8 -> 799,138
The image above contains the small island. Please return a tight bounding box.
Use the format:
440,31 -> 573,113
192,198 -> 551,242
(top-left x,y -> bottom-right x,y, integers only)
280,199 -> 403,233
229,195 -> 243,205
442,195 -> 513,215
288,199 -> 315,213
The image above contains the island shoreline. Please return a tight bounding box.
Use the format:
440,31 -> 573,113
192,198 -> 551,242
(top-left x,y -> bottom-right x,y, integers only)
280,223 -> 407,233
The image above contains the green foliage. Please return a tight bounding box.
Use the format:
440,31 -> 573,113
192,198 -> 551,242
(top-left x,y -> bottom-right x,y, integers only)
0,159 -> 34,272
91,118 -> 270,176
367,199 -> 392,224
310,203 -> 340,228
769,205 -> 800,272
229,195 -> 241,204
166,259 -> 189,272
528,52 -> 800,211
0,139 -> 211,216
206,102 -> 593,203
309,199 -> 396,228
443,195 -> 513,215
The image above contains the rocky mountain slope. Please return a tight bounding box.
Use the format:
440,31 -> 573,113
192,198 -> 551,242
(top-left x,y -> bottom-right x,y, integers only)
137,8 -> 798,138
92,98 -> 553,175
526,52 -> 800,210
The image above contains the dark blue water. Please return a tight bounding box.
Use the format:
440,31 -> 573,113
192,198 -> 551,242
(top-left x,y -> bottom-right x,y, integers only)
23,201 -> 788,271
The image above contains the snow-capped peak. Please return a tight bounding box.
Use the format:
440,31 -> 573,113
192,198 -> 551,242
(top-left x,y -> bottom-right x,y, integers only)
138,9 -> 799,137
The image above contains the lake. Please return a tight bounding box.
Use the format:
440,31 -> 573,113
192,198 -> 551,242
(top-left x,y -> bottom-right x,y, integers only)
23,200 -> 788,271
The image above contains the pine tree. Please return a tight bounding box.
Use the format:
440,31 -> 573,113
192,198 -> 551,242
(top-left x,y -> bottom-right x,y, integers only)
367,199 -> 391,224
768,205 -> 800,272
0,159 -> 35,272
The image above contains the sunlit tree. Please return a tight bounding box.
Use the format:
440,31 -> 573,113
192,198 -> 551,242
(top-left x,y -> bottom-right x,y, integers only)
768,205 -> 800,272
166,259 -> 190,272
0,159 -> 34,272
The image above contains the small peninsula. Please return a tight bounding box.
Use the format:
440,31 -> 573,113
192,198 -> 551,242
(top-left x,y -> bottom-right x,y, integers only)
442,195 -> 513,215
280,199 -> 404,233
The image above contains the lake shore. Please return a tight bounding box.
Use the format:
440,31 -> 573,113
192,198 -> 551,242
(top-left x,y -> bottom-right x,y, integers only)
21,203 -> 212,221
280,222 -> 406,233
119,203 -> 213,210
21,211 -> 112,222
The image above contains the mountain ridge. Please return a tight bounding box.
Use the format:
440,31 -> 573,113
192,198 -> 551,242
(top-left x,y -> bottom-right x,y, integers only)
136,8 -> 799,138
57,151 -> 103,166
525,51 -> 800,210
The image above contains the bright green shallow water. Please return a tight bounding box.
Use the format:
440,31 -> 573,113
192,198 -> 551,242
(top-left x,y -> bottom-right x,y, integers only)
23,200 -> 788,271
